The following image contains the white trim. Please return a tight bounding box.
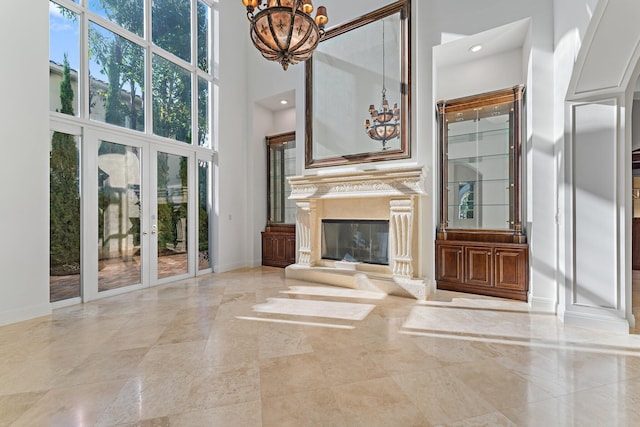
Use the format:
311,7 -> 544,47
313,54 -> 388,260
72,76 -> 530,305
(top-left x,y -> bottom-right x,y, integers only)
216,261 -> 252,273
563,311 -> 629,334
529,295 -> 556,314
0,304 -> 51,328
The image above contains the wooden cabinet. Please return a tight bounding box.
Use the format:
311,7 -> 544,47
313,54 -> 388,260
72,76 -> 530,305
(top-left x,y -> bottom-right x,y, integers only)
436,240 -> 528,301
435,243 -> 464,284
436,86 -> 529,300
633,218 -> 640,270
262,131 -> 297,268
262,224 -> 296,268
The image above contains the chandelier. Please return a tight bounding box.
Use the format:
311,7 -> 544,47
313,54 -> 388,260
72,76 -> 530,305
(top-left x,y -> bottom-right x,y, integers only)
242,0 -> 328,70
364,20 -> 400,150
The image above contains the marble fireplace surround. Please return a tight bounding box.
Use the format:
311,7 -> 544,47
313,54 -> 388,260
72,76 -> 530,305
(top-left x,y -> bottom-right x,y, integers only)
285,166 -> 430,300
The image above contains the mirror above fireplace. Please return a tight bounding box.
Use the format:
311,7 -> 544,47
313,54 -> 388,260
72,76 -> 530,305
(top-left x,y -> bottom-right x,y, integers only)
305,0 -> 411,168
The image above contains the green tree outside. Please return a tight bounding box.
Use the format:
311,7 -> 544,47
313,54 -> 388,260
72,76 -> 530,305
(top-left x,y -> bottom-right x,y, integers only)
50,54 -> 81,275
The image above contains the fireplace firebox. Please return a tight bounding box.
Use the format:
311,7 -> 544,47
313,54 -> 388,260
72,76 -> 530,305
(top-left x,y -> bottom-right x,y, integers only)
321,219 -> 389,265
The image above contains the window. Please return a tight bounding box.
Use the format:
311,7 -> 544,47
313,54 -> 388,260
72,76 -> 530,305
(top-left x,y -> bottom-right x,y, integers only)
49,130 -> 81,302
49,3 -> 79,116
89,21 -> 145,130
49,0 -> 214,146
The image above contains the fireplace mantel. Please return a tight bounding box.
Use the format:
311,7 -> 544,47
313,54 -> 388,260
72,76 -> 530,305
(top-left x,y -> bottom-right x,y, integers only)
288,166 -> 425,200
285,166 -> 430,300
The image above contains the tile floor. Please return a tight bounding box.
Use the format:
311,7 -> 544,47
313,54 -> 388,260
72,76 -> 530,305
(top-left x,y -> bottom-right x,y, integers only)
2,266 -> 640,426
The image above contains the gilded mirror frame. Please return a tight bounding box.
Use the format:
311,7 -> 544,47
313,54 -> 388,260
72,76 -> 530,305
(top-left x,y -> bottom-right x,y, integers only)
305,0 -> 411,168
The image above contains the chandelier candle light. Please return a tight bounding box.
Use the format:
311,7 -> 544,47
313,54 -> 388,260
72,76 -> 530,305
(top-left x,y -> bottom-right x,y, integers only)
242,0 -> 328,70
365,20 -> 400,150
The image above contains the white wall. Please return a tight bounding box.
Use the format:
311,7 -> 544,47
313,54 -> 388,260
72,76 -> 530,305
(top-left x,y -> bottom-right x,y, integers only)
249,104 -> 274,266
0,2 -> 52,325
273,108 -> 296,135
215,0 -> 253,272
436,49 -> 523,101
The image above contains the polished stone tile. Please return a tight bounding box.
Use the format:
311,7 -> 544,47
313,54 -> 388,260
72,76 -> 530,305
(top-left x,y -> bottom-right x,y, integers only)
365,337 -> 442,375
257,323 -> 313,359
58,347 -> 149,387
0,356 -> 80,396
261,388 -> 347,427
95,371 -> 195,426
392,368 -> 495,425
169,400 -> 262,427
446,358 -> 554,410
260,353 -> 329,398
435,411 -> 517,427
331,377 -> 429,426
0,392 -> 45,427
2,267 -> 640,426
136,340 -> 206,377
314,344 -> 388,386
502,380 -> 640,427
187,362 -> 261,411
10,380 -> 125,427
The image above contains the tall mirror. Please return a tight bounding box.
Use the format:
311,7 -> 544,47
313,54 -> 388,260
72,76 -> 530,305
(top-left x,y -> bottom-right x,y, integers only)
305,0 -> 411,168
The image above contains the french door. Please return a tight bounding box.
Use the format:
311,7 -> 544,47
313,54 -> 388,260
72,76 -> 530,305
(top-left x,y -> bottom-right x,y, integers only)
81,129 -> 207,301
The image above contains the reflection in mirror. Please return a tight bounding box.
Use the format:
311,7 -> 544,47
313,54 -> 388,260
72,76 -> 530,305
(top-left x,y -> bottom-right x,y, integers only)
267,132 -> 297,224
306,0 -> 410,168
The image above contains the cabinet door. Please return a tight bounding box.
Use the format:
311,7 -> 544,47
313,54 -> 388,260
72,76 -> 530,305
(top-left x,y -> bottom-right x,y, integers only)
285,234 -> 296,264
465,246 -> 492,287
436,243 -> 464,283
273,235 -> 286,261
494,247 -> 527,290
262,234 -> 276,263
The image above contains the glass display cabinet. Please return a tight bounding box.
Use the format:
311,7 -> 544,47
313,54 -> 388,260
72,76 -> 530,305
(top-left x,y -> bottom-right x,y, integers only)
435,86 -> 529,300
262,132 -> 297,267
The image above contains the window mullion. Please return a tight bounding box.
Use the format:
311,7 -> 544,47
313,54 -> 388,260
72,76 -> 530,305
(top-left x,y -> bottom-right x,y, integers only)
191,0 -> 198,147
145,0 -> 154,137
80,4 -> 89,121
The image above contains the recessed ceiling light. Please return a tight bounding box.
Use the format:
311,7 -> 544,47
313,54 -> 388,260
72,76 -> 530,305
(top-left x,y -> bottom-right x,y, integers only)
469,44 -> 482,53
280,99 -> 288,105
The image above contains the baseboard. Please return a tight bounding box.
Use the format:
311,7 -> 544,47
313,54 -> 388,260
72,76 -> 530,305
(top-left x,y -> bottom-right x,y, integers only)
563,310 -> 630,334
216,261 -> 253,273
529,295 -> 557,314
0,303 -> 51,327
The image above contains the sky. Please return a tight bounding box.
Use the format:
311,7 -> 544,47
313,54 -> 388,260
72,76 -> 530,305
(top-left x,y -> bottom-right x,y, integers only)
49,2 -> 80,70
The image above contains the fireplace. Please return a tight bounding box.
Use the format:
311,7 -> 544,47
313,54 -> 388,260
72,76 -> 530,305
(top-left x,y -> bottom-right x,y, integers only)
285,166 -> 430,299
322,219 -> 389,265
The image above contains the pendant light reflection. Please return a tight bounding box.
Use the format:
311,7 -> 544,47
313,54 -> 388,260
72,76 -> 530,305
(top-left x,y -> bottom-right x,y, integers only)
364,19 -> 400,150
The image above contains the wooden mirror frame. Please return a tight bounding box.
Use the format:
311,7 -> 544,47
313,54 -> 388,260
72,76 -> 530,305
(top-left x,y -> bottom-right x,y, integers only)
305,0 -> 411,168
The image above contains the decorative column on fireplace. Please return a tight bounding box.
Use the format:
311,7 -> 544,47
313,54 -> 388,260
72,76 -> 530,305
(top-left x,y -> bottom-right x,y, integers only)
296,201 -> 312,266
390,198 -> 414,278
